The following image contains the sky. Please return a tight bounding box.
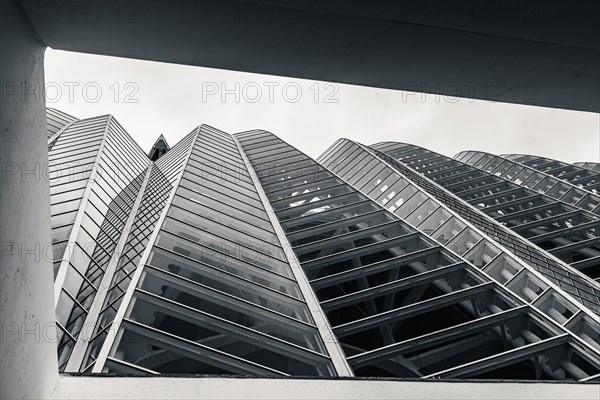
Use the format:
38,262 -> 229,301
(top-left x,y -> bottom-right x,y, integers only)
44,49 -> 599,163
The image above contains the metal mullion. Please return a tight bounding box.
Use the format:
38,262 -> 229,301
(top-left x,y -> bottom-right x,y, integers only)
452,179 -> 509,197
571,174 -> 600,187
510,210 -> 581,233
465,187 -> 526,204
48,161 -> 94,181
49,136 -> 103,156
56,321 -> 78,344
548,237 -> 600,255
135,288 -> 331,364
545,164 -> 578,176
531,159 -> 562,171
586,181 -> 600,192
286,210 -> 387,242
195,141 -> 241,165
248,155 -> 318,174
79,224 -> 116,259
264,174 -> 340,196
242,138 -> 282,152
425,333 -> 570,378
159,228 -> 294,282
410,152 -> 444,165
574,193 -> 600,210
277,192 -> 360,219
106,123 -> 150,168
494,201 -> 565,222
198,132 -> 239,154
426,161 -> 469,180
529,220 -> 600,242
142,265 -> 317,329
48,147 -> 100,165
182,168 -> 260,201
92,128 -> 200,373
244,142 -> 289,157
302,232 -> 424,273
322,261 -> 469,311
121,319 -> 288,376
50,129 -> 105,148
238,131 -> 278,144
187,155 -> 251,183
333,148 -> 371,181
570,255 -> 600,271
148,247 -> 300,301
377,144 -> 415,158
62,289 -> 90,320
269,183 -> 349,208
390,148 -> 427,162
318,140 -> 354,168
99,290 -> 127,315
256,159 -> 321,181
192,144 -> 246,167
435,169 -> 484,186
481,194 -> 544,213
67,254 -> 101,292
364,170 -> 396,197
186,161 -> 255,193
347,305 -> 529,369
170,200 -> 274,236
251,149 -> 304,167
161,221 -> 287,265
310,246 -> 444,289
81,360 -> 96,373
279,199 -> 373,229
235,134 -> 354,376
87,321 -> 113,344
260,165 -> 334,188
105,267 -> 136,295
580,372 -> 600,381
293,220 -> 403,255
333,282 -> 495,337
104,357 -> 159,375
560,169 -> 593,181
345,156 -> 387,189
178,177 -> 266,214
50,136 -> 103,154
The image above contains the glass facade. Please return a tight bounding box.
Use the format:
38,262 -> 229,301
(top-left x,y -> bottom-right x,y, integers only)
456,152 -> 600,213
573,162 -> 600,173
47,109 -> 599,382
89,126 -> 337,376
238,132 -> 598,380
51,115 -> 151,370
496,154 -> 600,193
46,108 -> 78,143
319,139 -> 599,361
371,143 -> 600,297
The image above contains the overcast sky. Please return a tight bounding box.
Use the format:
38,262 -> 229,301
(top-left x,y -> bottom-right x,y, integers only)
45,49 -> 599,163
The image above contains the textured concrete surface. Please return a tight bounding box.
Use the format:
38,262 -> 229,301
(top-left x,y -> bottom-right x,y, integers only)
20,0 -> 600,112
52,376 -> 600,400
0,2 -> 59,398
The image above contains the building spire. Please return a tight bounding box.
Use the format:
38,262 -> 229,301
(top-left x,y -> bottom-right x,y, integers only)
148,134 -> 170,161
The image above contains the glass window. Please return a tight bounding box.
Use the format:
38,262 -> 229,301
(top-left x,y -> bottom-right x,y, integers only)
432,217 -> 467,244
446,228 -> 482,256
417,207 -> 452,235
404,198 -> 439,227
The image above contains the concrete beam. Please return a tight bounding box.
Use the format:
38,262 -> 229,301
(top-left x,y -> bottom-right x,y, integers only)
18,0 -> 600,112
51,375 -> 600,400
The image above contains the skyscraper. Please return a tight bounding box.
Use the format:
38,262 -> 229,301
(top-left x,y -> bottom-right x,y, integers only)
46,109 -> 599,381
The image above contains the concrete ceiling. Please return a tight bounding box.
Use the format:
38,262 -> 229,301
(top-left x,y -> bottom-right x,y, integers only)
20,0 -> 600,112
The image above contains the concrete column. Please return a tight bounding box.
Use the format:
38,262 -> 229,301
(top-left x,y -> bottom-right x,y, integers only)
1,2 -> 57,399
